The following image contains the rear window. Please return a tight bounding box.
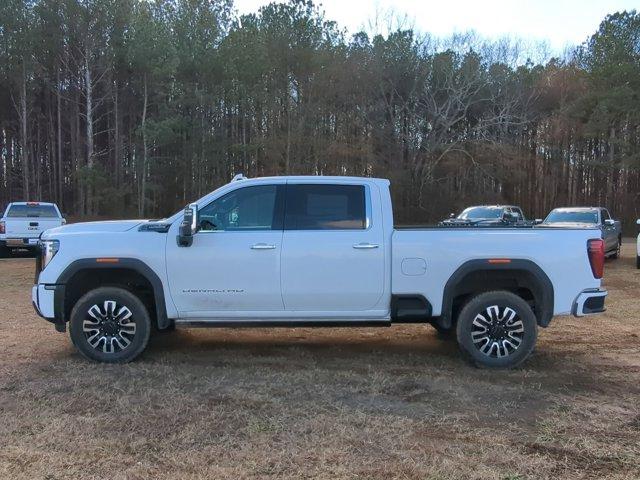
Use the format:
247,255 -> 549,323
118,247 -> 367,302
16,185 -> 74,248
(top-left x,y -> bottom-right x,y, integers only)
285,184 -> 366,230
6,204 -> 59,218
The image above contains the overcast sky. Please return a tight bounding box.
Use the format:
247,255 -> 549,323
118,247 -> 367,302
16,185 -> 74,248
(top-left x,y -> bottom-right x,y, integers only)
234,0 -> 637,51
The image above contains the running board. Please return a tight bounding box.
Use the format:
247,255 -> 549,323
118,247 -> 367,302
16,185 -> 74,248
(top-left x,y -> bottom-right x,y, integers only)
174,320 -> 392,328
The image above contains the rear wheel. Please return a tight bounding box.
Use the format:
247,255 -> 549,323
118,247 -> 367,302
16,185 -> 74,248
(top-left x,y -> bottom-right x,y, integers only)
611,238 -> 621,259
0,243 -> 9,258
637,255 -> 640,269
69,287 -> 151,363
456,291 -> 537,369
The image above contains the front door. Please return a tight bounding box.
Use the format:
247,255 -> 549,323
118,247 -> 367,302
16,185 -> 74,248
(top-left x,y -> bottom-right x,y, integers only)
280,183 -> 385,314
166,184 -> 285,317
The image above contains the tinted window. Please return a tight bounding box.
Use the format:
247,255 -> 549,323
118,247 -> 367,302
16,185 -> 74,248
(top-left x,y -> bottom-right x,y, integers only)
459,207 -> 503,219
199,185 -> 281,231
7,204 -> 59,218
512,208 -> 524,220
285,184 -> 366,230
543,211 -> 598,224
601,209 -> 610,221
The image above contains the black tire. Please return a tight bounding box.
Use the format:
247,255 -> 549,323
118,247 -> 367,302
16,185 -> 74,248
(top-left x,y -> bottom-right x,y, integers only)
456,291 -> 538,369
0,244 -> 9,258
610,239 -> 621,259
69,287 -> 151,363
636,255 -> 640,270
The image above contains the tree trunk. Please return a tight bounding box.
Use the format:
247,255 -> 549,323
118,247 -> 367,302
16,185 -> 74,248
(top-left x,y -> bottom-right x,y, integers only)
139,74 -> 148,217
84,45 -> 94,215
56,68 -> 63,208
114,80 -> 120,191
20,63 -> 30,200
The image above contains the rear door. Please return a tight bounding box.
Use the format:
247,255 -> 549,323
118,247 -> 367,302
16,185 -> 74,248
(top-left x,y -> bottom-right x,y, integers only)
280,182 -> 385,314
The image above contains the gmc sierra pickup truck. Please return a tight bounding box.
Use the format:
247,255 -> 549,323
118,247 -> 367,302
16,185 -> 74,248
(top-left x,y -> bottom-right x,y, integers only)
32,176 -> 608,368
0,202 -> 65,256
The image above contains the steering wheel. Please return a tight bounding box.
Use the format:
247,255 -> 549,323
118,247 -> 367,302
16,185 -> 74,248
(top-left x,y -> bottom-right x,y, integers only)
200,219 -> 217,231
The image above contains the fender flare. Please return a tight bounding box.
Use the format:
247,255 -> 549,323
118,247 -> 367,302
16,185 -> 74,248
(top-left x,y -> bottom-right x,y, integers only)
53,258 -> 170,329
439,259 -> 554,328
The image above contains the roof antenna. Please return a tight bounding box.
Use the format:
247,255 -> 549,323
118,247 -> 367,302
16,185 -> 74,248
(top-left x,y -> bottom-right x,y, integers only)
231,173 -> 247,182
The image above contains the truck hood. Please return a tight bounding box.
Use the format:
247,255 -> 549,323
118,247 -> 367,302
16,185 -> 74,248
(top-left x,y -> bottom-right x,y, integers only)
42,220 -> 146,237
541,222 -> 597,228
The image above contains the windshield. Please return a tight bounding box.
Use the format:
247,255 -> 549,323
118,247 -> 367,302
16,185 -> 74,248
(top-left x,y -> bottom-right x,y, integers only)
544,211 -> 598,224
459,207 -> 503,219
6,204 -> 59,218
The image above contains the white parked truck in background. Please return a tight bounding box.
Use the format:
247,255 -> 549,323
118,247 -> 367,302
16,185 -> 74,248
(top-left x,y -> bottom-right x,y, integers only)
636,219 -> 640,269
0,202 -> 65,256
32,176 -> 608,368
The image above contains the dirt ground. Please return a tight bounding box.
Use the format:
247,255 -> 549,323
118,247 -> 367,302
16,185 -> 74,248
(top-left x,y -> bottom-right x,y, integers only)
0,243 -> 639,480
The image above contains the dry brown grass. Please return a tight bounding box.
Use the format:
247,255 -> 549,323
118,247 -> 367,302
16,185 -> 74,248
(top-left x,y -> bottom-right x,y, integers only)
1,243 -> 639,479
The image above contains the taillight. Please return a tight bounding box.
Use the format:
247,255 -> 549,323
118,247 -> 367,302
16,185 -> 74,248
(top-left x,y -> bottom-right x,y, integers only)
0,221 -> 4,234
588,238 -> 605,279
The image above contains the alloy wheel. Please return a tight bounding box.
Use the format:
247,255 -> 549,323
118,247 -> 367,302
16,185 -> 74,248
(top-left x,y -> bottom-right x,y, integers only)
471,305 -> 525,358
82,300 -> 136,354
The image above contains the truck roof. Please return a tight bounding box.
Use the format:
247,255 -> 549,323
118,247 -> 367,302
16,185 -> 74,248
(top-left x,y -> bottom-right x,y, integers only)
463,205 -> 521,209
7,201 -> 57,206
232,175 -> 390,184
550,207 -> 601,212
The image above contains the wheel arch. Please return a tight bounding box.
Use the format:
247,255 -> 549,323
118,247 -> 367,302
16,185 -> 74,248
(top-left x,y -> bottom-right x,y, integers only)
53,258 -> 170,329
439,259 -> 554,329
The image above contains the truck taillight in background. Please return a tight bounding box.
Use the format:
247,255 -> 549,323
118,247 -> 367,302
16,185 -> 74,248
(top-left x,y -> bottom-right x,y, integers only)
588,238 -> 605,279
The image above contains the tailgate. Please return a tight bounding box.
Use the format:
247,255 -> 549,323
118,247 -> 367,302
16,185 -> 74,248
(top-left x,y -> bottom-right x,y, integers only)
5,218 -> 62,238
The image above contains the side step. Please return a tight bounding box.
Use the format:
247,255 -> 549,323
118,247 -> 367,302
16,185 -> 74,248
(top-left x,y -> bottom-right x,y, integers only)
174,320 -> 392,328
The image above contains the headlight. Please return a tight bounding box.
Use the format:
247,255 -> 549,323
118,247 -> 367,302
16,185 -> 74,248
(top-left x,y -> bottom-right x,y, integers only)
40,240 -> 60,270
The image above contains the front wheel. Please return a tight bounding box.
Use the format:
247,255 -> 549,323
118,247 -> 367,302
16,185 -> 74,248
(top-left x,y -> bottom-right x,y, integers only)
636,255 -> 640,269
69,287 -> 151,363
456,291 -> 538,369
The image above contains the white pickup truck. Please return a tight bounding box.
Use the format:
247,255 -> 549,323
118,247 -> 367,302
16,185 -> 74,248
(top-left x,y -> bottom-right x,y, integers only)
32,176 -> 608,368
1,202 -> 65,256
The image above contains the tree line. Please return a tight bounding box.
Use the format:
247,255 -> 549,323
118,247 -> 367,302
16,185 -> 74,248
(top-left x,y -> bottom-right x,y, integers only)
1,0 -> 639,229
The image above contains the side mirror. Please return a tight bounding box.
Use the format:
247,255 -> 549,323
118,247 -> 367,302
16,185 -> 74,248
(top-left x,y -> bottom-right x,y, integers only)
636,219 -> 640,226
177,203 -> 198,247
449,212 -> 456,219
604,219 -> 615,226
534,218 -> 543,225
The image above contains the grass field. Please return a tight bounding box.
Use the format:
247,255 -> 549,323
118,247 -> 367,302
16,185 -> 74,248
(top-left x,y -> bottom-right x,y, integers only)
1,243 -> 639,479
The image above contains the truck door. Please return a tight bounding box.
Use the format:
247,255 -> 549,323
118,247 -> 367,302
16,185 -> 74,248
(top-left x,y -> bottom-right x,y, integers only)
601,209 -> 616,251
280,182 -> 385,314
165,183 -> 285,316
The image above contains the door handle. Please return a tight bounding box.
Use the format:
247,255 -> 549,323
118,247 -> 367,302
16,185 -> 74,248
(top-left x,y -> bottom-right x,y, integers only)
353,243 -> 379,249
251,243 -> 277,250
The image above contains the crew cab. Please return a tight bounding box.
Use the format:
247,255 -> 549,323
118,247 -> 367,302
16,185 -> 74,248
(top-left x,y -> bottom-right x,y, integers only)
0,202 -> 65,256
543,207 -> 622,258
440,205 -> 529,226
32,176 -> 608,368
